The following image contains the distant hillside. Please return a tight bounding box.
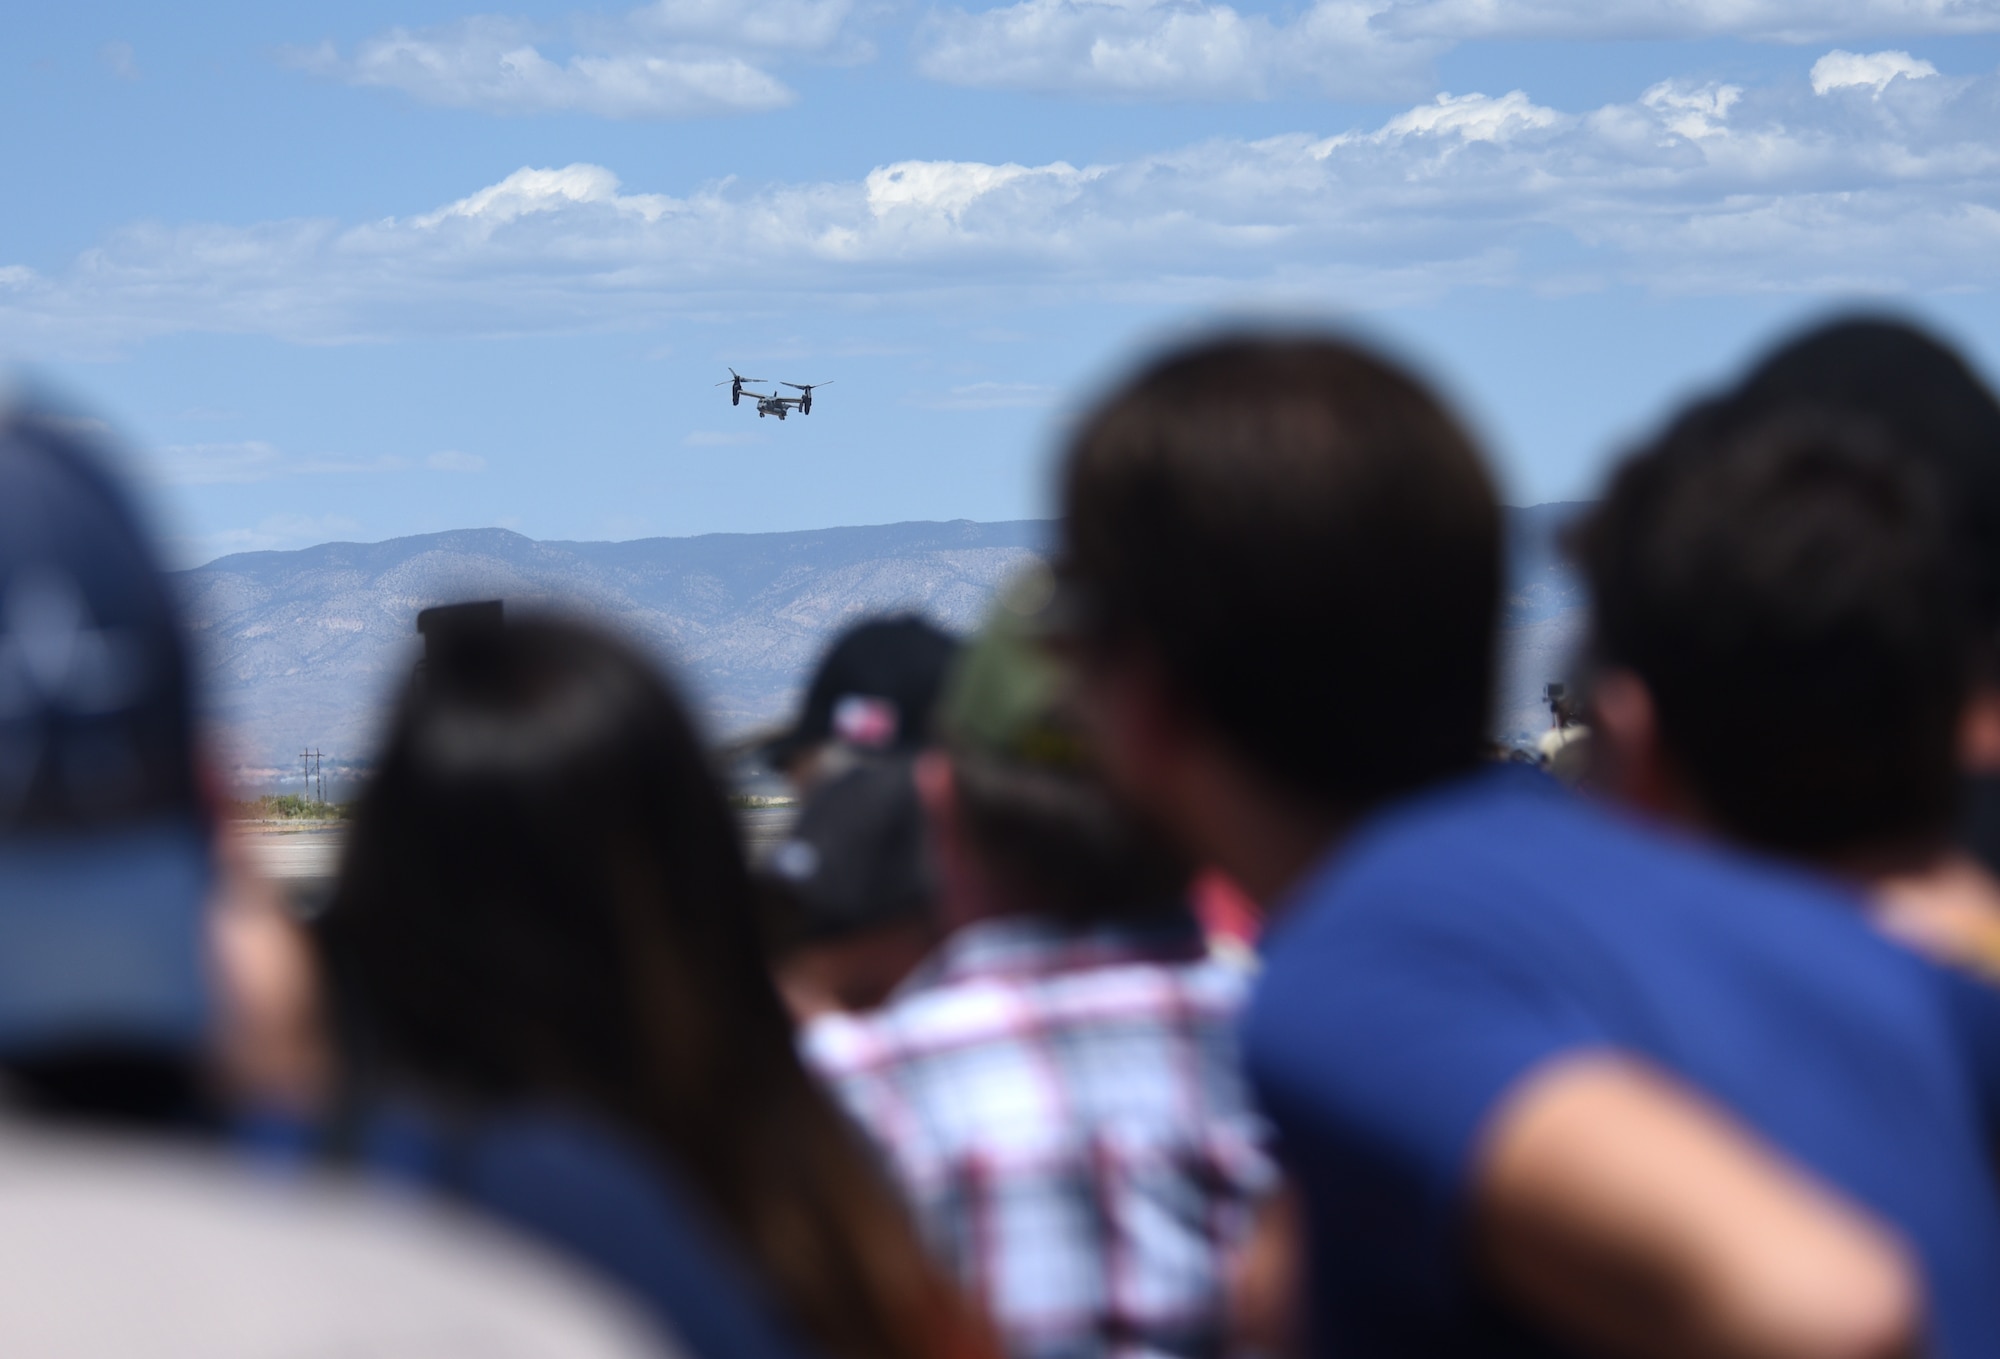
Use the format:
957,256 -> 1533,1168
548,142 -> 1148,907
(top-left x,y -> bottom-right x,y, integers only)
174,511 -> 1585,788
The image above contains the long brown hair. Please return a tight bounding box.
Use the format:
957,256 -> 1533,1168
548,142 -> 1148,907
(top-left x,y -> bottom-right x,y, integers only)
322,616 -> 988,1359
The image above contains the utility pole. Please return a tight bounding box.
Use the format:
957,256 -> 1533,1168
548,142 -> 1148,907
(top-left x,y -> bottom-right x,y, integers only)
301,748 -> 324,807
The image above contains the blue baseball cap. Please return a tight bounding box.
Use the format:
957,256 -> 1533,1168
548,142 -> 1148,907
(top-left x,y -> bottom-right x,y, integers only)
0,393 -> 212,1056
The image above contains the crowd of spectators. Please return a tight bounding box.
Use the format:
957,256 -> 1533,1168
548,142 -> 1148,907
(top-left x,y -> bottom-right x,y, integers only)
6,313 -> 2000,1359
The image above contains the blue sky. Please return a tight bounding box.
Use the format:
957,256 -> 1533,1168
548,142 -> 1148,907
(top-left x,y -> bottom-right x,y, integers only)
8,1 -> 2000,564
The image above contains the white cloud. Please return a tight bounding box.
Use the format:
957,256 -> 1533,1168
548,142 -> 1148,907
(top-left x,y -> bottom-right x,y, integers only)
10,56 -> 2000,352
1640,78 -> 1744,138
1810,47 -> 1940,94
615,0 -> 863,52
1378,0 -> 2000,42
297,0 -> 862,118
302,0 -> 2000,112
912,1 -> 2000,102
915,0 -> 1436,100
1377,89 -> 1562,140
427,449 -> 488,471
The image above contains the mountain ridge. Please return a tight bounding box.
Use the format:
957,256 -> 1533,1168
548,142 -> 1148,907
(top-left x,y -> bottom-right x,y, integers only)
175,513 -> 1581,789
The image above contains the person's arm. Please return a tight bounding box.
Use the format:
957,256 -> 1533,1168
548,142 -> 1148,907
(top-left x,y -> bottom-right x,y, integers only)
1227,1181 -> 1302,1358
1474,1053 -> 1922,1359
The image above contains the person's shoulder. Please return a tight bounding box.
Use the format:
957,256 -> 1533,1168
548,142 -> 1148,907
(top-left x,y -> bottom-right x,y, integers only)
1297,764 -> 1844,931
0,1122 -> 670,1359
1271,767 -> 1576,939
800,1006 -> 893,1077
800,975 -> 1006,1076
1035,948 -> 1252,1024
1348,765 -> 1609,877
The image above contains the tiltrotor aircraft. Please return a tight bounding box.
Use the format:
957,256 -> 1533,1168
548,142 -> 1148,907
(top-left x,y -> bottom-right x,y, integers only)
717,369 -> 831,420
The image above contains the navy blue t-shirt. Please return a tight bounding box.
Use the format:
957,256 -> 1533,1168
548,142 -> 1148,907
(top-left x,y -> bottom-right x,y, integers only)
1244,765 -> 2000,1358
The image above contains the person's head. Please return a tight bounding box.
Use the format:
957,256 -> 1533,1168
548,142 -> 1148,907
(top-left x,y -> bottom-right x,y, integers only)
1057,333 -> 1499,897
1733,317 -> 2000,651
758,757 -> 940,1020
924,569 -> 1190,928
763,615 -> 959,791
321,616 -> 965,1359
1727,317 -> 2000,869
0,397 -> 219,1124
1578,402 -> 1972,865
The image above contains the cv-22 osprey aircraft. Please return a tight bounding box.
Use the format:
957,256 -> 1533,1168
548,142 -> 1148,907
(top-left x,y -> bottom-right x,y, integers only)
716,369 -> 831,420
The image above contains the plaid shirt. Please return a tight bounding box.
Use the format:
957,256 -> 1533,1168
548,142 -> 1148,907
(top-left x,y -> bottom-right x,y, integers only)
803,916 -> 1273,1359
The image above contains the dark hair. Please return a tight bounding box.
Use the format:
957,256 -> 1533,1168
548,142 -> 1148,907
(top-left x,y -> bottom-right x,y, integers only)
1060,334 -> 1499,807
1734,319 -> 2000,643
949,751 -> 1190,926
1579,405 -> 1972,857
320,618 -> 974,1359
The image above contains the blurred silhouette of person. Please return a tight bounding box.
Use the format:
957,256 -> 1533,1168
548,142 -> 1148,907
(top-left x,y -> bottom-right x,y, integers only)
763,615 -> 959,793
806,570 -> 1272,1359
1575,397 -> 1998,965
318,617 -> 996,1359
1717,318 -> 2000,975
759,756 -> 941,1022
0,394 -> 669,1357
755,616 -> 959,1022
1054,334 -> 2000,1359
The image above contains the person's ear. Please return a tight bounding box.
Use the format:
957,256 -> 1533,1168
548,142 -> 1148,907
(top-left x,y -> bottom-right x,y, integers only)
913,749 -> 982,926
1588,668 -> 1679,818
913,748 -> 956,824
1069,646 -> 1185,802
1960,685 -> 2000,773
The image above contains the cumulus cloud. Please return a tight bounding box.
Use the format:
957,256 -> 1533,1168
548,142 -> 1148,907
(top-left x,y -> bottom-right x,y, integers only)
912,0 -> 2000,102
1380,0 -> 2000,42
915,0 -> 1437,99
303,0 -> 2000,111
296,0 -> 861,118
1810,47 -> 1940,93
9,53 -> 2000,353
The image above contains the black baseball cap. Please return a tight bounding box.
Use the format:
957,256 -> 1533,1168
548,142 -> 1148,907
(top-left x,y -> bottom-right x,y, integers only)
762,615 -> 958,770
0,394 -> 212,1055
762,757 -> 934,945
